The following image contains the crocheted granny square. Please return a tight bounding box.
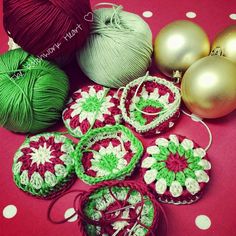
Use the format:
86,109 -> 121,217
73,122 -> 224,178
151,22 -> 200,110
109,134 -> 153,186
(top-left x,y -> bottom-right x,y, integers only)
120,75 -> 181,136
12,133 -> 76,199
62,85 -> 122,138
80,181 -> 161,236
73,125 -> 143,185
141,135 -> 211,204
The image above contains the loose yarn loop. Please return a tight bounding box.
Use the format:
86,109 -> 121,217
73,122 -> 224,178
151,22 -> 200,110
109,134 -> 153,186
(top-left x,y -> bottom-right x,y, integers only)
77,5 -> 153,88
3,0 -> 91,59
0,49 -> 69,133
48,181 -> 168,236
133,72 -> 181,117
182,110 -> 213,151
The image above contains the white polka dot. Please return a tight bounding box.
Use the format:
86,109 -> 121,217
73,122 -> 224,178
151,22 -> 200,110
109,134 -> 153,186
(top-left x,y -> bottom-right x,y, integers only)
186,12 -> 197,18
195,215 -> 211,230
229,14 -> 236,20
143,11 -> 153,18
3,205 -> 17,219
8,37 -> 20,51
64,208 -> 78,222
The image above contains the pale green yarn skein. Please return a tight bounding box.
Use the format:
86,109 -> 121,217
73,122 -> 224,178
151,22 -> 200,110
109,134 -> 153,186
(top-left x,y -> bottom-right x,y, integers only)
77,6 -> 153,88
0,48 -> 69,133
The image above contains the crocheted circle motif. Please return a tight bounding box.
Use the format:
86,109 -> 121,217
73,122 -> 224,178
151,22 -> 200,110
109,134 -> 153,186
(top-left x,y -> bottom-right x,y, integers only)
120,75 -> 181,136
12,133 -> 76,199
62,85 -> 122,138
141,135 -> 211,204
73,125 -> 143,185
81,181 -> 160,236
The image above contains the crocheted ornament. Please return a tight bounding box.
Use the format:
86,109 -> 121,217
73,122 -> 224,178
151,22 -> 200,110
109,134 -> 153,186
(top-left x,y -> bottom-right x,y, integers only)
12,133 -> 76,199
79,181 -> 161,236
141,135 -> 211,204
120,75 -> 181,136
63,85 -> 122,138
73,125 -> 143,185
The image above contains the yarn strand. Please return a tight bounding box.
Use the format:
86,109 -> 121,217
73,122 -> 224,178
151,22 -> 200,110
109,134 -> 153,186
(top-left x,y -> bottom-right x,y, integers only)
182,110 -> 213,151
132,72 -> 181,117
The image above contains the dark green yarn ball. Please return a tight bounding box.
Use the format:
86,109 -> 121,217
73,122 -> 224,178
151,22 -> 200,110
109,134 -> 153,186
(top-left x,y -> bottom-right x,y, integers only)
0,49 -> 69,133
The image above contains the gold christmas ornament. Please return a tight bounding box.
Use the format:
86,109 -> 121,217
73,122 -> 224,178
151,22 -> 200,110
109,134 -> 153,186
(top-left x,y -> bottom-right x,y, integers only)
154,20 -> 210,81
181,55 -> 236,118
212,25 -> 236,63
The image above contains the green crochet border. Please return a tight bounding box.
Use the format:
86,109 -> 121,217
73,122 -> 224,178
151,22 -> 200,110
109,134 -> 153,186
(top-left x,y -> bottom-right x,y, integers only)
73,125 -> 144,185
12,132 -> 75,198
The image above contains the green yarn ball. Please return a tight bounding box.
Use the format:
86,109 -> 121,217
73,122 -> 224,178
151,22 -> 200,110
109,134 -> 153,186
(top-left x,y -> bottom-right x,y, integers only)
0,49 -> 69,133
77,6 -> 153,88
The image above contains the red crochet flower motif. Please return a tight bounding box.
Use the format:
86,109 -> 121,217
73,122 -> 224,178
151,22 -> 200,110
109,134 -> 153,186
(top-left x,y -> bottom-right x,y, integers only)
62,85 -> 122,137
17,136 -> 65,179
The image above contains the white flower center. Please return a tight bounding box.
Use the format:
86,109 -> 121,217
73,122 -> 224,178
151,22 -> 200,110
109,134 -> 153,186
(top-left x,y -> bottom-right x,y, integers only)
30,144 -> 52,166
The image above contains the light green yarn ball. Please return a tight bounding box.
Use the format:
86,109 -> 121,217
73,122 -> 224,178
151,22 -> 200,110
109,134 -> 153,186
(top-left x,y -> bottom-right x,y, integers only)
0,48 -> 69,133
77,6 -> 153,88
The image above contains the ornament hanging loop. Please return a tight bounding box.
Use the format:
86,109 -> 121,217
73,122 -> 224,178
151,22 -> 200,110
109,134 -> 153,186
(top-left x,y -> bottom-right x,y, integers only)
182,110 -> 213,151
172,70 -> 182,84
210,47 -> 224,56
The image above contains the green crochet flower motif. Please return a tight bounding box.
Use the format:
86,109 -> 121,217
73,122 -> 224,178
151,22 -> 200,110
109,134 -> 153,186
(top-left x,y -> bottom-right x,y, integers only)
69,86 -> 113,125
142,135 -> 211,198
130,87 -> 169,126
132,97 -> 164,125
82,95 -> 103,112
89,142 -> 128,177
83,186 -> 155,236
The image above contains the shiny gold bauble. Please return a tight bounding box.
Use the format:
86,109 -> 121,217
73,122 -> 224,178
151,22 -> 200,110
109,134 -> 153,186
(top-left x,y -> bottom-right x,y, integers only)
212,25 -> 236,63
181,55 -> 236,118
154,20 -> 210,78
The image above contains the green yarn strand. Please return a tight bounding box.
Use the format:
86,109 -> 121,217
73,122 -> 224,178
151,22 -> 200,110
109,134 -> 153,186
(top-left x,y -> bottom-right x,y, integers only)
0,49 -> 69,133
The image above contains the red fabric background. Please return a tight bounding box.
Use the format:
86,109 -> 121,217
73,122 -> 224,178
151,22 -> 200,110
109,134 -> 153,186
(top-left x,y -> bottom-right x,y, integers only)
1,0 -> 236,235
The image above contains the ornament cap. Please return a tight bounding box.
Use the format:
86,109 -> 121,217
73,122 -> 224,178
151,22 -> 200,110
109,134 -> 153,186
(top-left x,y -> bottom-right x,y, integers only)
210,47 -> 224,56
173,70 -> 182,83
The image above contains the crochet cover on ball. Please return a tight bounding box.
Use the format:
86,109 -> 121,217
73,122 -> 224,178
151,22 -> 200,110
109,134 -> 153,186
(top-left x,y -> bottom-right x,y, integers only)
73,125 -> 143,185
63,85 -> 122,138
79,181 -> 162,235
120,75 -> 181,136
12,133 -> 76,199
141,135 -> 211,204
